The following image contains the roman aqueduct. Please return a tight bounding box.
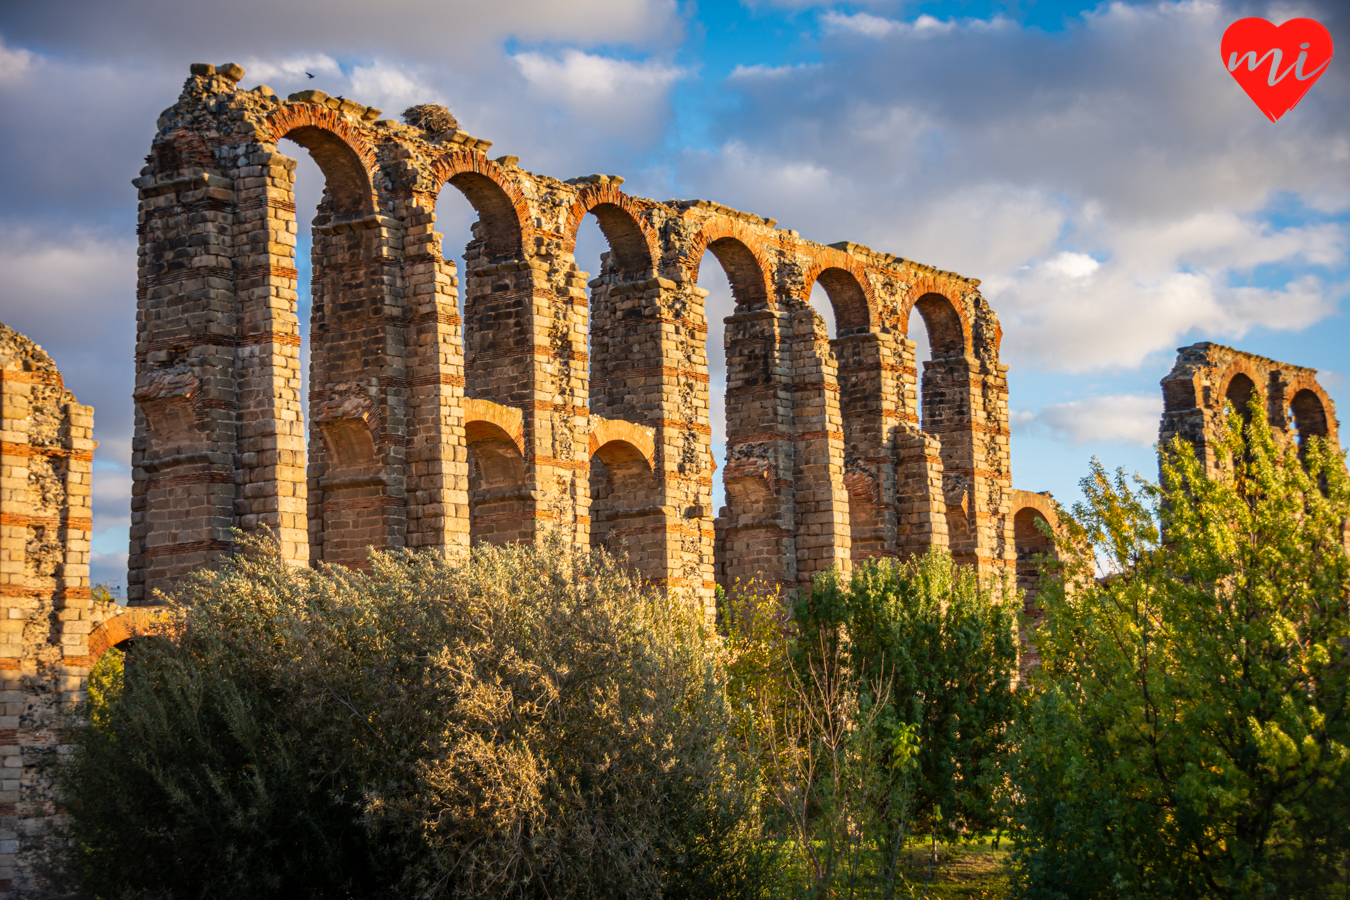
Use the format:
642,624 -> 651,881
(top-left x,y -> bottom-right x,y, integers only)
125,62 -> 1061,610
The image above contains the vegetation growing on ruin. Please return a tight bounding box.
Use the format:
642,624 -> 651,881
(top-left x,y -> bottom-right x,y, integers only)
1010,404 -> 1350,899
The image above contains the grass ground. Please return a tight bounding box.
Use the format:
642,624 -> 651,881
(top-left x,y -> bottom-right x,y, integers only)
890,837 -> 1011,900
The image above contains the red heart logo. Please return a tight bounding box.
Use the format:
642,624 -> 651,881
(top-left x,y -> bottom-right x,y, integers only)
1222,18 -> 1334,122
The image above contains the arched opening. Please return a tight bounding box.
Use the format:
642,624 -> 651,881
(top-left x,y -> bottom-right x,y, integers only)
1225,373 -> 1257,424
1013,504 -> 1055,674
589,439 -> 662,558
433,168 -> 529,407
465,419 -> 527,547
906,293 -> 964,432
1290,389 -> 1328,450
1014,507 -> 1054,600
433,181 -> 478,321
813,267 -> 870,337
281,125 -> 375,220
583,201 -> 657,422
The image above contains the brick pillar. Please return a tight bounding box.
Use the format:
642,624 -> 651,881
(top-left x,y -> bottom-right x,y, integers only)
652,277 -> 715,607
0,324 -> 107,899
129,162 -> 244,605
401,192 -> 470,559
721,305 -> 797,593
232,149 -> 307,564
529,248 -> 590,551
923,355 -> 985,567
891,333 -> 948,558
589,265 -> 670,580
977,360 -> 1014,574
462,239 -> 584,545
306,216 -> 409,567
791,306 -> 851,588
590,266 -> 713,606
834,330 -> 901,561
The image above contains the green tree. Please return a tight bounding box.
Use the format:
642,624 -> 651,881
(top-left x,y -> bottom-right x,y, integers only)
1011,405 -> 1350,899
55,537 -> 774,900
795,550 -> 1020,840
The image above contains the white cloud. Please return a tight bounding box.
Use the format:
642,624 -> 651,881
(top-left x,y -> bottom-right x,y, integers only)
0,38 -> 33,84
821,11 -> 906,37
512,50 -> 684,139
985,212 -> 1345,371
348,62 -> 429,112
1017,394 -> 1161,446
1043,252 -> 1101,279
514,49 -> 682,103
729,62 -> 820,79
240,54 -> 341,84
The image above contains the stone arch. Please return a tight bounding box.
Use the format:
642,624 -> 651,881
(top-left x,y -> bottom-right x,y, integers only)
1220,358 -> 1269,426
904,286 -> 970,360
588,418 -> 656,468
263,104 -> 379,218
562,185 -> 659,279
1231,369 -> 1258,423
464,398 -> 525,456
689,219 -> 773,310
87,607 -> 174,665
801,251 -> 876,335
466,421 -> 526,487
1288,385 -> 1331,449
1011,492 -> 1058,674
427,151 -> 531,262
589,435 -> 664,555
463,399 -> 529,547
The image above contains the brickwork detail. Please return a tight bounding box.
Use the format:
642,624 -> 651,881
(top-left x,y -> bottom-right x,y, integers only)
130,65 -> 1039,613
0,323 -> 114,898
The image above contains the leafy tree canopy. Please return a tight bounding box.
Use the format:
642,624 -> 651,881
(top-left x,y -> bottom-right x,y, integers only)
1012,403 -> 1350,899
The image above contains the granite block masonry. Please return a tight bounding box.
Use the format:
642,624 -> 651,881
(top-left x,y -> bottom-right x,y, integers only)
127,63 -> 1075,611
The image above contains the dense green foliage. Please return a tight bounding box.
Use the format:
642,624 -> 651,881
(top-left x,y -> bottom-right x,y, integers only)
798,553 -> 1020,839
1011,405 -> 1350,899
57,538 -> 772,900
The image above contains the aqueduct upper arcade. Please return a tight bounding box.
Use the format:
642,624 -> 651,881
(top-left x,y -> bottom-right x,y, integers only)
128,63 -> 1043,608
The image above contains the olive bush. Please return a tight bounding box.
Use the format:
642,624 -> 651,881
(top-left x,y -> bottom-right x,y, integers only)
54,537 -> 772,900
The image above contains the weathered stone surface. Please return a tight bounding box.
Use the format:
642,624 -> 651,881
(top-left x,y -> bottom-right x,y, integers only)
0,322 -> 114,899
1160,342 -> 1340,477
128,67 -> 1047,615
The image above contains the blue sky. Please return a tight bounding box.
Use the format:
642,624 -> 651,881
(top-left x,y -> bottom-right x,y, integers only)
0,0 -> 1345,589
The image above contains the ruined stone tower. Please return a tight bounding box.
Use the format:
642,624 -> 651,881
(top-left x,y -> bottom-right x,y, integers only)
0,322 -> 109,897
129,63 -> 1056,606
1160,342 -> 1340,473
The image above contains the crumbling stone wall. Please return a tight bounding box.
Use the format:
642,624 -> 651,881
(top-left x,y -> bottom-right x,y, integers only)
0,322 -> 109,898
130,63 -> 1037,609
1160,342 -> 1340,476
